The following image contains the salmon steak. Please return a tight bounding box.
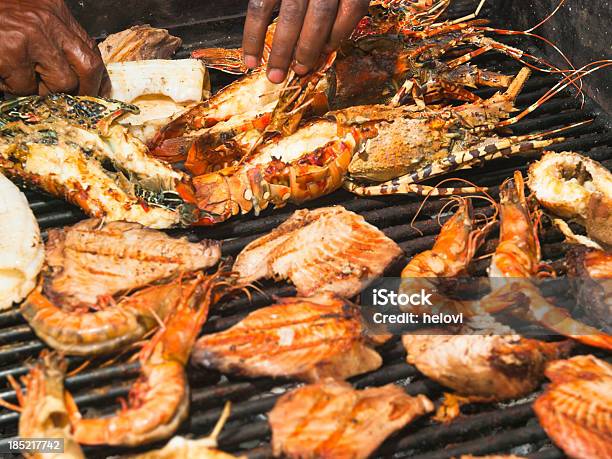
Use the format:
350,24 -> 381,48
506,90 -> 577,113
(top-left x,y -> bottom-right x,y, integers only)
44,219 -> 221,308
269,379 -> 434,459
233,206 -> 403,298
534,355 -> 612,459
191,294 -> 388,382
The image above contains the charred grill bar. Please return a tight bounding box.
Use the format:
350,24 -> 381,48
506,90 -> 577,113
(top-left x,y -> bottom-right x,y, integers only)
1,0 -> 611,458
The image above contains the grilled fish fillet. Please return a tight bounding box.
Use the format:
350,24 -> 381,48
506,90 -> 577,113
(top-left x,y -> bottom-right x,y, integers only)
269,380 -> 434,459
0,173 -> 44,310
402,319 -> 573,401
566,245 -> 612,331
534,355 -> 612,459
44,219 -> 220,308
192,294 -> 387,382
233,206 -> 403,298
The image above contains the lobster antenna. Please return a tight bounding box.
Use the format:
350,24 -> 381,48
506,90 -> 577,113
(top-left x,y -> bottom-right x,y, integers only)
525,0 -> 566,32
447,0 -> 486,25
210,401 -> 232,441
499,60 -> 612,127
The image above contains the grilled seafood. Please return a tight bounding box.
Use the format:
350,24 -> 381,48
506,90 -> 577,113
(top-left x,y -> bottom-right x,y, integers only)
488,172 -> 612,351
0,351 -> 85,459
192,294 -> 387,382
528,151 -> 612,249
402,317 -> 573,403
534,355 -> 612,459
99,25 -> 182,64
23,278 -> 192,356
68,273 -> 222,446
269,380 -> 434,459
0,95 -> 195,228
233,206 -> 402,298
190,68 -> 566,224
0,172 -> 44,310
41,218 -> 220,309
566,245 -> 612,331
123,403 -> 244,459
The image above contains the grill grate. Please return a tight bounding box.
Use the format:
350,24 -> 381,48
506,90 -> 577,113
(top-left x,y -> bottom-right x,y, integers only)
1,6 -> 611,458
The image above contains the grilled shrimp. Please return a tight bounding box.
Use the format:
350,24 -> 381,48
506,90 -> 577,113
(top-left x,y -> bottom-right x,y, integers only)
528,151 -> 612,249
124,403 -> 244,459
0,351 -> 84,459
22,279 -> 188,356
401,198 -> 494,280
489,171 -> 612,350
68,273 -> 224,446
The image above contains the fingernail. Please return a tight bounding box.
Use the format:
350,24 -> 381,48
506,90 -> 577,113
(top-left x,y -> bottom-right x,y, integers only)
267,68 -> 286,83
244,54 -> 258,68
293,63 -> 309,75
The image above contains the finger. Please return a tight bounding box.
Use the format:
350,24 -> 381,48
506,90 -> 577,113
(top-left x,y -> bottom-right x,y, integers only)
0,29 -> 38,95
0,65 -> 38,95
28,27 -> 80,94
40,17 -> 105,95
243,0 -> 278,68
293,0 -> 338,74
267,0 -> 309,83
325,0 -> 370,52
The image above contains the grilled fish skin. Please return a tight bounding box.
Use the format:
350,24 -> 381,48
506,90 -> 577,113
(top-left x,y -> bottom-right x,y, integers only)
0,95 -> 194,228
566,245 -> 612,331
233,206 -> 403,298
192,294 -> 387,382
269,380 -> 433,459
402,319 -> 573,401
0,172 -> 44,310
43,219 -> 220,309
534,355 -> 612,459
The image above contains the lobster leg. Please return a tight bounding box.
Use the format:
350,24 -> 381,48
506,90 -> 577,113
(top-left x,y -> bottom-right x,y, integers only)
344,136 -> 562,197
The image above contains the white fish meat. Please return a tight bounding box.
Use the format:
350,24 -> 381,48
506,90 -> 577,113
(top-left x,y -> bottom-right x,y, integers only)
0,173 -> 44,310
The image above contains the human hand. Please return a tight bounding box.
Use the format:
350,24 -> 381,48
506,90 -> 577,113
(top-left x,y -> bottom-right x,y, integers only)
0,0 -> 107,96
243,0 -> 370,83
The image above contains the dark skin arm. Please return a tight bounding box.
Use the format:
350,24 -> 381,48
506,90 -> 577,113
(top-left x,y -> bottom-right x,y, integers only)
0,0 -> 107,96
243,0 -> 370,83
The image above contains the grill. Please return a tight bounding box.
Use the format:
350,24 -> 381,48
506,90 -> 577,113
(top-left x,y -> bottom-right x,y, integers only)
1,1 -> 611,458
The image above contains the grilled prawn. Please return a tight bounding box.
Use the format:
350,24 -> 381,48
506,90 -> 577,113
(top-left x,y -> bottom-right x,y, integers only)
125,403 -> 243,459
68,273 -> 224,446
534,355 -> 612,459
21,219 -> 220,355
0,95 -> 195,228
0,351 -> 85,459
488,172 -> 612,350
269,380 -> 434,459
192,294 -> 387,382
